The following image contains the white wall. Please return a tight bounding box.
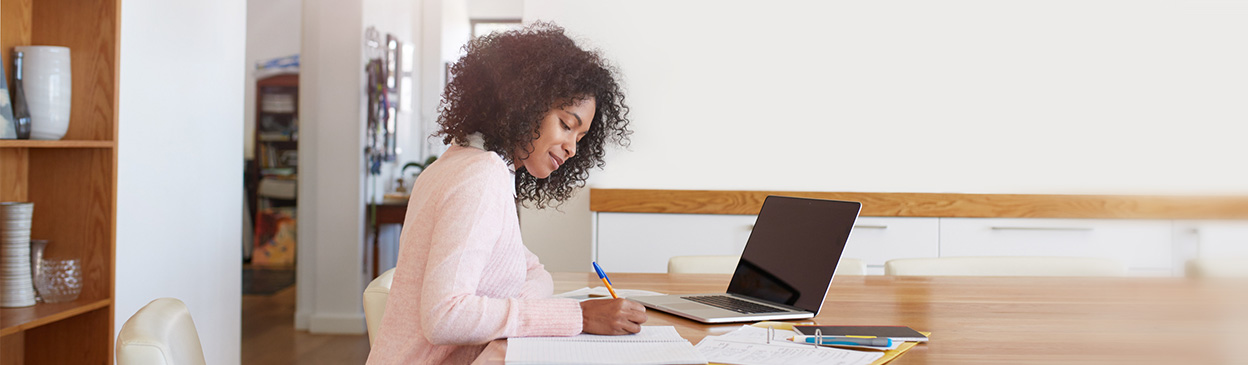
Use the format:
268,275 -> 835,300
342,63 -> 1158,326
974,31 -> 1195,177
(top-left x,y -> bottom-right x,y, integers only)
116,0 -> 246,363
419,0 -> 471,160
468,0 -> 523,20
243,0 -> 301,160
520,0 -> 1248,271
297,0 -> 367,334
297,0 -> 432,334
519,188 -> 592,272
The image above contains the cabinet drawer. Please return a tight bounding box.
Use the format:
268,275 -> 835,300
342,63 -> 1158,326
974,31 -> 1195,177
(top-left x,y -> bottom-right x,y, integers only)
1174,220 -> 1248,257
842,217 -> 940,274
595,212 -> 755,273
939,218 -> 1173,271
594,213 -> 939,274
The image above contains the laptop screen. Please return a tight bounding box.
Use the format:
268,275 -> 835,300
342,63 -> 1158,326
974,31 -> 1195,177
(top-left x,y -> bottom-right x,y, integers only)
725,196 -> 860,313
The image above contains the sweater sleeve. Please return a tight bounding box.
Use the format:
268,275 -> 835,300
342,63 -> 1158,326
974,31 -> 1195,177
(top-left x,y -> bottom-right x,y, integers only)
417,163 -> 582,345
518,246 -> 555,299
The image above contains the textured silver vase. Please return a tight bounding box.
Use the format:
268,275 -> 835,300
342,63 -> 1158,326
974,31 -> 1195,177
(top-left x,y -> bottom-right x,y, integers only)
1,202 -> 37,307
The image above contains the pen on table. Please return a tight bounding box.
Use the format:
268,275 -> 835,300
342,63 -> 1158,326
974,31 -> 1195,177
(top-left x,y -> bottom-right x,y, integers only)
790,335 -> 892,347
591,261 -> 619,299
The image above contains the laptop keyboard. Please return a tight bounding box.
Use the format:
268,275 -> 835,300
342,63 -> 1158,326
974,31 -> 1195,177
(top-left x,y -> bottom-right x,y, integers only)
681,295 -> 787,314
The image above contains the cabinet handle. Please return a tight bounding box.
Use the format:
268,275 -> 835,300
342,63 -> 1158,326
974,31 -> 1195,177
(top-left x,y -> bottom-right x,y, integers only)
853,225 -> 888,229
990,226 -> 1093,232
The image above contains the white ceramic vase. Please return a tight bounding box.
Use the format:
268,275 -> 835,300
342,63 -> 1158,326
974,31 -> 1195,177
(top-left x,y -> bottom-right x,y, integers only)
14,46 -> 71,141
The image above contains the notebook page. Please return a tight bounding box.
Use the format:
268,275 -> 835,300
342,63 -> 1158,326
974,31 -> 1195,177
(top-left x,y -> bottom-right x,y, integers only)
505,342 -> 707,365
524,325 -> 682,342
554,286 -> 667,301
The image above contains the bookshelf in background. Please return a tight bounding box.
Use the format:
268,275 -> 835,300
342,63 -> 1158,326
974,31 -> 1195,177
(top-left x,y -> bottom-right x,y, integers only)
252,74 -> 298,209
248,74 -> 298,267
0,0 -> 119,363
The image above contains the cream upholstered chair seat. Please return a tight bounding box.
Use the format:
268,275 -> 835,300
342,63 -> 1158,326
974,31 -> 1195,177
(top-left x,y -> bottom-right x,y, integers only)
667,255 -> 739,274
116,298 -> 207,365
667,255 -> 866,275
1186,258 -> 1248,278
364,268 -> 396,344
835,258 -> 866,276
884,256 -> 1125,277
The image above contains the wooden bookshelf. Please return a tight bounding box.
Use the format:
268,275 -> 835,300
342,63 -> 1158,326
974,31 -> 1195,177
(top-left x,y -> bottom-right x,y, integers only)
0,299 -> 111,337
0,140 -> 114,148
0,0 -> 119,363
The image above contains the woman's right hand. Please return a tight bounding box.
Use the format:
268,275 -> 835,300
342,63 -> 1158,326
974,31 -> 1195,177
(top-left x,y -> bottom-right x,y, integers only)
579,298 -> 648,335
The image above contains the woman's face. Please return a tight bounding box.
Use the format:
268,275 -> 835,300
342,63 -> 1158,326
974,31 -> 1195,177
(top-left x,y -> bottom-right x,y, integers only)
516,97 -> 595,179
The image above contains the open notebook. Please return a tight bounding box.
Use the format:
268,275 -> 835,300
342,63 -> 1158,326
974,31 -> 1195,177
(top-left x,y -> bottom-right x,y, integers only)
506,326 -> 707,365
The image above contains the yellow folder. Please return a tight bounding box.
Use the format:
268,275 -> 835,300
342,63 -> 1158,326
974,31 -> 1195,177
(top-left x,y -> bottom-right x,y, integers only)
732,322 -> 928,365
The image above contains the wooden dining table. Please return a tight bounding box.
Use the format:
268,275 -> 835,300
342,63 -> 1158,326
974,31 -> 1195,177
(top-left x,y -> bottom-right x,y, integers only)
473,272 -> 1248,364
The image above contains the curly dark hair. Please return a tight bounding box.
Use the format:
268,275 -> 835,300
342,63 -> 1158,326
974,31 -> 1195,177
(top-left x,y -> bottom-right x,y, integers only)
434,22 -> 631,209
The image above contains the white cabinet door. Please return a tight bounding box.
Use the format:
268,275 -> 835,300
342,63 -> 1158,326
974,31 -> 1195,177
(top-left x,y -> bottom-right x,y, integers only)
842,217 -> 940,275
595,213 -> 756,273
939,218 -> 1173,273
1173,220 -> 1248,257
594,213 -> 939,274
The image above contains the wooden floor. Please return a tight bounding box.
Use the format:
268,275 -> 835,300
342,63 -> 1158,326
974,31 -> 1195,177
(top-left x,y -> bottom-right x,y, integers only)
242,287 -> 370,364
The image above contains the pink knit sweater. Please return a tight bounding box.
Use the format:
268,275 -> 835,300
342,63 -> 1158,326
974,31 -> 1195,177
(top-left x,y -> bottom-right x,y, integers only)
365,145 -> 583,365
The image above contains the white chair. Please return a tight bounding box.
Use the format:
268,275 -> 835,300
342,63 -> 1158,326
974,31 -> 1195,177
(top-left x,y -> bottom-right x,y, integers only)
667,255 -> 867,275
836,258 -> 866,276
116,298 -> 207,365
1186,258 -> 1248,278
884,257 -> 1125,277
667,255 -> 739,274
364,268 -> 396,344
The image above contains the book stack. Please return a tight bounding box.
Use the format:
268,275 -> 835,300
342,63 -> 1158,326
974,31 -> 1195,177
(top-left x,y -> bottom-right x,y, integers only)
261,93 -> 296,113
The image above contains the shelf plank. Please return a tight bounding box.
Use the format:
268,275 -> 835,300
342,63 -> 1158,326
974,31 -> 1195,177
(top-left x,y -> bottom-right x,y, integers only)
0,298 -> 111,336
0,140 -> 115,148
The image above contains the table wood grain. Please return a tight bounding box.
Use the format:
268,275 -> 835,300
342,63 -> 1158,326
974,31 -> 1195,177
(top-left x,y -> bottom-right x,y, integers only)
475,272 -> 1248,364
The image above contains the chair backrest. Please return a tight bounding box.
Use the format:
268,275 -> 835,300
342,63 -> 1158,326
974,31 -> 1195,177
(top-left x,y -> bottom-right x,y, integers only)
884,257 -> 1125,277
667,255 -> 739,274
116,298 -> 207,365
836,258 -> 866,276
667,255 -> 867,276
364,268 -> 396,344
1186,258 -> 1248,278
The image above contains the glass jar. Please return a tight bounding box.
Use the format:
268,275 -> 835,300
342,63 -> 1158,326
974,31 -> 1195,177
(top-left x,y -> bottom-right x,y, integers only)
35,258 -> 81,303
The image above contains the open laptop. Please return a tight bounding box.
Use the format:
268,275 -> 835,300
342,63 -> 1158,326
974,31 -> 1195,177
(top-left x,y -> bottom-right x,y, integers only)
631,195 -> 861,323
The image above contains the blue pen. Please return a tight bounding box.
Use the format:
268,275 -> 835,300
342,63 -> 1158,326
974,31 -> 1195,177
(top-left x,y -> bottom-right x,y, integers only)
794,336 -> 892,347
591,261 -> 618,298
591,262 -> 612,285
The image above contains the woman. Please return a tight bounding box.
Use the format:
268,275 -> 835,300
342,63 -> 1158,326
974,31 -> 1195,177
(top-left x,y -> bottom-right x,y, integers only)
366,22 -> 642,364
